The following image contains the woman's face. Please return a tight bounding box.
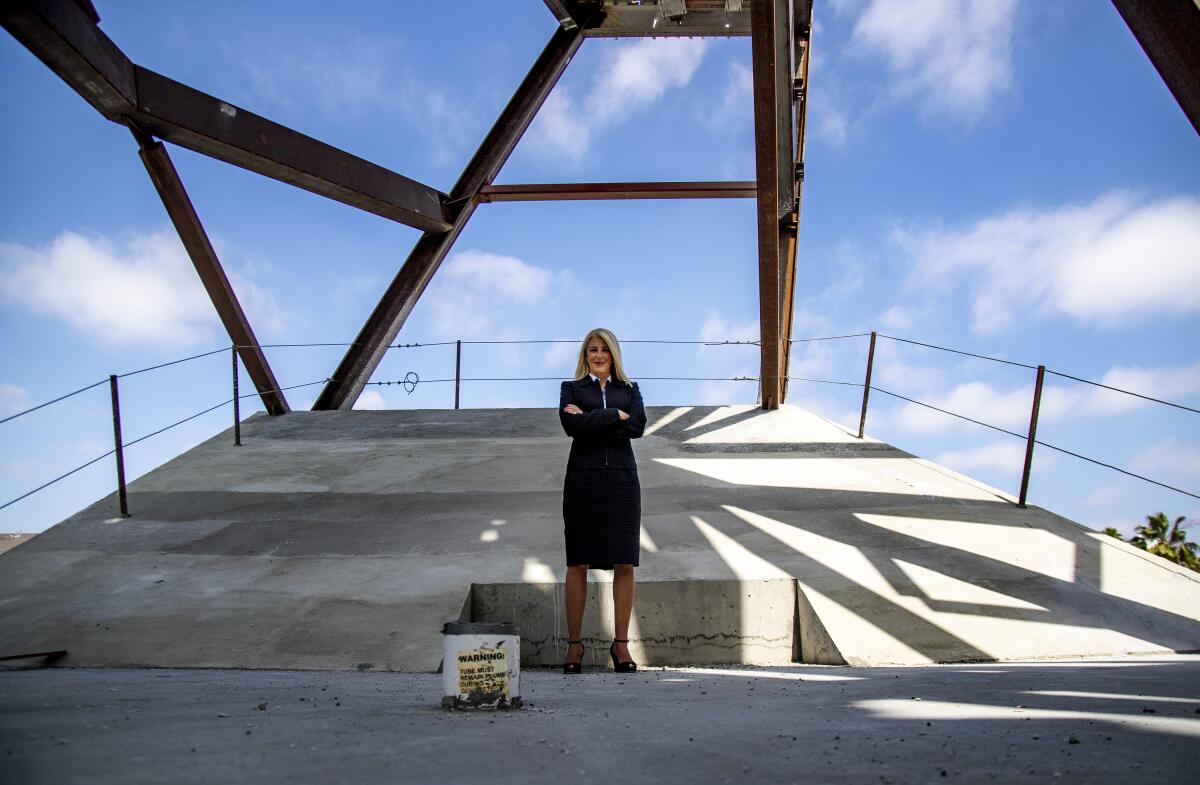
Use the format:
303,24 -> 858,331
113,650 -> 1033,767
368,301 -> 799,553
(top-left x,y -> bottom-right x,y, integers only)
586,337 -> 612,378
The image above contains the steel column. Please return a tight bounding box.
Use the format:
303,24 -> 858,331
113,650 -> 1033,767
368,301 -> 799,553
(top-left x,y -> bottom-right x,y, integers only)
109,374 -> 129,518
1110,0 -> 1200,135
857,332 -> 877,440
133,130 -> 290,416
778,1 -> 812,402
232,346 -> 242,446
750,0 -> 794,410
315,24 -> 587,410
454,340 -> 462,410
1018,365 -> 1046,508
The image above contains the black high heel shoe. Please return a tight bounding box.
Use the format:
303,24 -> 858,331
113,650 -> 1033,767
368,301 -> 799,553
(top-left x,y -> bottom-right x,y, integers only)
563,640 -> 584,674
609,639 -> 637,673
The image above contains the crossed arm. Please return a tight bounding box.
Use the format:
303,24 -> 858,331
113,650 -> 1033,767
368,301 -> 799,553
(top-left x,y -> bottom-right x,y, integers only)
559,381 -> 647,439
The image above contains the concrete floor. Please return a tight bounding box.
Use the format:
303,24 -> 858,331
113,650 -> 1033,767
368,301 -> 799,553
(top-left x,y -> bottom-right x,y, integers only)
1,406 -> 1198,670
2,657 -> 1198,785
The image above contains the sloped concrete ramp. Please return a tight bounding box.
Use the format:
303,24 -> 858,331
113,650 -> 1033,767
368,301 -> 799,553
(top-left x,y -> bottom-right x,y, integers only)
1,405 -> 1197,671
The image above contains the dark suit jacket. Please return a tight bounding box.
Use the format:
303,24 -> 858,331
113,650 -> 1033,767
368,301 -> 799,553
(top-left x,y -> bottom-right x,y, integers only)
559,377 -> 647,471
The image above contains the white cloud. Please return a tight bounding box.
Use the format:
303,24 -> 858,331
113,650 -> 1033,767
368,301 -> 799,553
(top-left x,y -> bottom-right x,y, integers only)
418,250 -> 573,340
884,359 -> 1200,435
699,311 -> 758,344
814,104 -> 849,146
894,192 -> 1200,332
544,340 -> 577,371
696,376 -> 756,406
529,88 -> 592,162
529,38 -> 708,160
851,0 -> 1018,123
1076,362 -> 1200,414
1082,485 -> 1124,511
0,229 -> 285,348
0,384 -> 31,416
353,390 -> 386,410
877,305 -> 916,332
712,61 -> 753,130
933,440 -> 1033,473
592,38 -> 708,123
0,230 -> 215,346
1131,438 -> 1200,479
891,380 -> 1033,433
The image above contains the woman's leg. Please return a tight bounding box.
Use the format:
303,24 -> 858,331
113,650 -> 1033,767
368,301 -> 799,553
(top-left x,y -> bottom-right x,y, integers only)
612,563 -> 635,662
565,565 -> 589,661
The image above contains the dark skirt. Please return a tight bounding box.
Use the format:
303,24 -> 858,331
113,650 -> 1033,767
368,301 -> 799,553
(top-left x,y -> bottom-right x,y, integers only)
563,468 -> 641,570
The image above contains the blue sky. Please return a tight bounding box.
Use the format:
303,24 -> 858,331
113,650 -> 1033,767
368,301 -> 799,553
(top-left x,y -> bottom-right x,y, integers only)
1,0 -> 1198,536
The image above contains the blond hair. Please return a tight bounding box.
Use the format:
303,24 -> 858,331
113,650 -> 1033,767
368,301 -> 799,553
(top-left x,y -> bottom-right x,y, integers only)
573,328 -> 631,384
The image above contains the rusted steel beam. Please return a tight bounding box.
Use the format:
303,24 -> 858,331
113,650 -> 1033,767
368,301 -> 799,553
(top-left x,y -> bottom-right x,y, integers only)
0,0 -> 135,118
1,0 -> 451,233
584,8 -> 751,37
1110,0 -> 1200,135
130,67 -> 450,233
477,181 -> 757,202
542,0 -> 578,29
315,24 -> 588,410
750,0 -> 794,410
779,0 -> 811,402
133,129 -> 290,416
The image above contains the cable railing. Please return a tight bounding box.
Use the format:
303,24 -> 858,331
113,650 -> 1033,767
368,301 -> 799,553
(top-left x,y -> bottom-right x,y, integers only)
2,332 -> 1196,523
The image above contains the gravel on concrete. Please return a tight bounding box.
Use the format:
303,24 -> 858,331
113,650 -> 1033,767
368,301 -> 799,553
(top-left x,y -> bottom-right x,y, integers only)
2,656 -> 1198,785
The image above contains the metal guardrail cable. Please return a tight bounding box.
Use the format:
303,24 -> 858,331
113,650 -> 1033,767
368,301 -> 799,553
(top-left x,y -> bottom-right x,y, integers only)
788,377 -> 863,387
235,378 -> 333,401
0,378 -> 109,426
872,386 -> 1198,501
117,347 -> 229,379
126,376 -> 331,447
1044,369 -> 1200,415
0,450 -> 116,511
1032,440 -> 1199,501
789,333 -> 871,342
871,386 -> 1028,440
369,375 -> 760,385
237,342 -> 364,349
2,377 -> 336,510
878,334 -> 1039,370
452,339 -> 761,346
124,398 -> 235,448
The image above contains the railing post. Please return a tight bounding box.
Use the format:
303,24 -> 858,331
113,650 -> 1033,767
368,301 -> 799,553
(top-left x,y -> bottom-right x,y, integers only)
1018,365 -> 1046,508
455,339 -> 462,410
109,374 -> 130,518
232,346 -> 242,446
857,331 -> 877,439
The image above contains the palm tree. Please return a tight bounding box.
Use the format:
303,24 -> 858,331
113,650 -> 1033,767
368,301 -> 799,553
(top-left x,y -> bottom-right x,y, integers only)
1102,527 -> 1123,539
1132,513 -> 1199,571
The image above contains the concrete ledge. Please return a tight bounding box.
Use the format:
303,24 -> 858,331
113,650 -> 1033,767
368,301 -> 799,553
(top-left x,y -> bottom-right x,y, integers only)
470,579 -> 795,667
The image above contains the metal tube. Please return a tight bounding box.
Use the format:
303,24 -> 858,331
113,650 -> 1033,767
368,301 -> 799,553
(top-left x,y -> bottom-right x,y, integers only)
1018,365 -> 1046,508
232,346 -> 241,446
109,374 -> 130,517
455,340 -> 462,410
857,332 -> 877,439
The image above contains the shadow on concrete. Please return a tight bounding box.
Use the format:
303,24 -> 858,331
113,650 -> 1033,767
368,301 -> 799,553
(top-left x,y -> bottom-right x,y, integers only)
639,461 -> 1200,664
